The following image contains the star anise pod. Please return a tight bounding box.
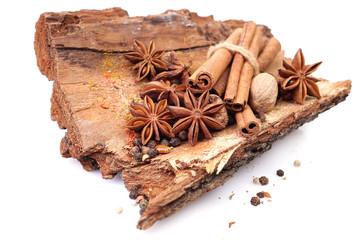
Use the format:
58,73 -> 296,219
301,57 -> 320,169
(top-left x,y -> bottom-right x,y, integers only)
125,40 -> 168,81
278,48 -> 322,104
153,51 -> 192,84
126,96 -> 174,145
168,90 -> 225,146
140,80 -> 186,106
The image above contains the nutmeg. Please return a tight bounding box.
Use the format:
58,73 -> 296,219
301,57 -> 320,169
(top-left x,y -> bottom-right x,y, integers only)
249,73 -> 278,113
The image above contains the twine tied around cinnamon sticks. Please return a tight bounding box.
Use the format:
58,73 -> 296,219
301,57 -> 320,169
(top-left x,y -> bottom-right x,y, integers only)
185,21 -> 282,138
207,42 -> 260,76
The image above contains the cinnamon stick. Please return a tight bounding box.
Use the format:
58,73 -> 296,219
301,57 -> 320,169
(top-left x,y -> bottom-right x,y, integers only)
185,28 -> 243,93
258,37 -> 281,72
235,104 -> 260,137
232,27 -> 263,111
211,65 -> 231,97
224,21 -> 257,104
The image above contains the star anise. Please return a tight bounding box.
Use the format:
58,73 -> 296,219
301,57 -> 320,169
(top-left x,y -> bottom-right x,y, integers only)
278,48 -> 322,104
126,96 -> 174,145
125,40 -> 168,81
153,51 -> 192,84
168,90 -> 225,146
140,80 -> 186,106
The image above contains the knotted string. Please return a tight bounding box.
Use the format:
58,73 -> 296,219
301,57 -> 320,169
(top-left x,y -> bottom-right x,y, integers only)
207,42 -> 260,76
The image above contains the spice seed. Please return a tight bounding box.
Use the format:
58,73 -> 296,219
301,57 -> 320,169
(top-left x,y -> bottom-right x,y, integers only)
250,197 -> 261,206
169,137 -> 181,147
276,169 -> 284,177
146,140 -> 157,149
142,154 -> 150,161
133,139 -> 143,147
294,160 -> 301,167
178,131 -> 187,140
229,192 -> 235,200
141,146 -> 150,155
229,222 -> 236,228
256,192 -> 265,198
129,146 -> 140,157
160,139 -> 170,146
263,191 -> 271,198
115,206 -> 123,214
155,145 -> 172,154
148,148 -> 158,158
134,152 -> 142,162
259,176 -> 269,185
253,177 -> 260,184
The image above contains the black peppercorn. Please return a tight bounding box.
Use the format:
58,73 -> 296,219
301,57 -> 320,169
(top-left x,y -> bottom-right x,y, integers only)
276,169 -> 284,177
256,192 -> 265,198
129,189 -> 139,200
133,139 -> 143,147
259,176 -> 269,185
169,137 -> 181,147
160,139 -> 170,146
148,148 -> 158,158
250,196 -> 260,206
139,199 -> 149,210
139,199 -> 149,215
129,146 -> 140,157
146,140 -> 157,149
134,152 -> 142,162
178,131 -> 187,140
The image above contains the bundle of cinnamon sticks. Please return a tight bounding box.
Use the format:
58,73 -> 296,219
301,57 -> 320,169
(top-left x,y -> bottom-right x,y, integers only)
186,22 -> 281,137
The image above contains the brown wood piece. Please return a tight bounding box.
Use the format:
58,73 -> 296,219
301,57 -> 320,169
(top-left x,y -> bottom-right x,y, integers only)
34,8 -> 352,229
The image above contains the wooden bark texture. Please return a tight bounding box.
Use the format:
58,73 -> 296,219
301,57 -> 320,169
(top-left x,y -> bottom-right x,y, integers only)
34,8 -> 352,229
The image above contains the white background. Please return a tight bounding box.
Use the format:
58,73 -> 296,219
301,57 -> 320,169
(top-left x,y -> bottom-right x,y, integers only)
1,1 -> 359,239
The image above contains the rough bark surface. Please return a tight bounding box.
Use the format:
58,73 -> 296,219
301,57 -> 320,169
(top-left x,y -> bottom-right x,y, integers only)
34,8 -> 352,229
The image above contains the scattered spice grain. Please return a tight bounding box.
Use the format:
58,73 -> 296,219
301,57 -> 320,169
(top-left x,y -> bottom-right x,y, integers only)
142,154 -> 150,161
133,139 -> 143,147
139,199 -> 149,210
229,222 -> 236,228
256,192 -> 265,198
178,131 -> 187,140
129,146 -> 140,157
134,152 -> 142,162
148,148 -> 158,158
135,195 -> 145,205
259,176 -> 269,185
276,169 -> 284,177
294,160 -> 301,167
146,140 -> 157,149
160,139 -> 170,146
169,137 -> 181,147
250,197 -> 261,206
141,146 -> 150,155
139,198 -> 149,215
229,192 -> 235,200
115,206 -> 123,214
263,191 -> 271,198
253,177 -> 260,184
155,145 -> 171,154
129,189 -> 139,199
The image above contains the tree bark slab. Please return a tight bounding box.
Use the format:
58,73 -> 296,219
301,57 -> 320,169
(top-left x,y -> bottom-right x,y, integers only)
34,7 -> 352,229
